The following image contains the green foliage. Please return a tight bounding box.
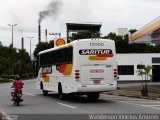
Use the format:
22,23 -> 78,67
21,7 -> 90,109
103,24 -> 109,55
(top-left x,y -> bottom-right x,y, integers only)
136,65 -> 153,89
0,42 -> 32,78
143,66 -> 153,75
0,78 -> 12,83
69,31 -> 100,42
33,40 -> 54,57
129,29 -> 137,34
0,75 -> 16,79
22,73 -> 29,78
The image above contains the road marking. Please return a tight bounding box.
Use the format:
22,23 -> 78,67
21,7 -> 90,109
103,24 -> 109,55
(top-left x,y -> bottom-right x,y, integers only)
101,95 -> 149,101
119,101 -> 160,110
146,105 -> 160,107
25,93 -> 35,96
57,102 -> 76,109
126,101 -> 160,103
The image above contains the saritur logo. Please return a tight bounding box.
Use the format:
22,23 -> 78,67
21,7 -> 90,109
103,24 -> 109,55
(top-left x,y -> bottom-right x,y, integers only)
79,49 -> 112,55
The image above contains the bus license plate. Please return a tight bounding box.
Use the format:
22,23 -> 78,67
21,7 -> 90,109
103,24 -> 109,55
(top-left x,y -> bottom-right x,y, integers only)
93,80 -> 101,84
90,69 -> 104,73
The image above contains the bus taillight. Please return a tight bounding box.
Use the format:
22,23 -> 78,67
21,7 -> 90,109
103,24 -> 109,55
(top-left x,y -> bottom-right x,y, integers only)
75,70 -> 80,80
114,69 -> 118,78
75,76 -> 80,79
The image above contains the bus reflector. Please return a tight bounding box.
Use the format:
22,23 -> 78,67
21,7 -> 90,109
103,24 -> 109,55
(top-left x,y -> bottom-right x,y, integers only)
75,73 -> 80,75
75,76 -> 80,79
114,75 -> 117,77
75,70 -> 79,72
75,70 -> 80,79
114,69 -> 118,78
114,72 -> 117,74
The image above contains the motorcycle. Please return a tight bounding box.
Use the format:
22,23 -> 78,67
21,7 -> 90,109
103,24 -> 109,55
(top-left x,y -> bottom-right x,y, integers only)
11,87 -> 23,106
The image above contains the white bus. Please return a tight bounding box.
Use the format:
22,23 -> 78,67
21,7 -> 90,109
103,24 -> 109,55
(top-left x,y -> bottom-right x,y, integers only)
36,38 -> 118,100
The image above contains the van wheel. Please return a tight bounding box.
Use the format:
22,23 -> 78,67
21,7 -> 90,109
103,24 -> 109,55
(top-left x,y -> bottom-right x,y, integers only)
58,84 -> 66,100
43,90 -> 48,96
87,92 -> 100,101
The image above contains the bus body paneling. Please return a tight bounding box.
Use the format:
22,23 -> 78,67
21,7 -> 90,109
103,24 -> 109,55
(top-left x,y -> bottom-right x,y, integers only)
36,39 -> 118,98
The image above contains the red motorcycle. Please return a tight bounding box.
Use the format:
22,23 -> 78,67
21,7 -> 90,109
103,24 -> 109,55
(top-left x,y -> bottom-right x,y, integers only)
11,87 -> 23,106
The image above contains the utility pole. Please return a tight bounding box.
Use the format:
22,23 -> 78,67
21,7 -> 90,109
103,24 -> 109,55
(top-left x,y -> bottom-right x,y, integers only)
8,24 -> 17,75
27,37 -> 34,74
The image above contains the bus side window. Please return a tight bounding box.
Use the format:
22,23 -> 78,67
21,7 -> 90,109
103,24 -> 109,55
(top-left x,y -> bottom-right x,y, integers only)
55,50 -> 58,64
51,52 -> 55,65
68,47 -> 73,63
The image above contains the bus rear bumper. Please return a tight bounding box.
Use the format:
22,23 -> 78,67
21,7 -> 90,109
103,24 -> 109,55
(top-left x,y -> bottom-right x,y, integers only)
76,83 -> 117,93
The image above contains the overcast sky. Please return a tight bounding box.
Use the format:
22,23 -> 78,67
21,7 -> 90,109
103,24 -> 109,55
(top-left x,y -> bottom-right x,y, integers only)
0,0 -> 160,56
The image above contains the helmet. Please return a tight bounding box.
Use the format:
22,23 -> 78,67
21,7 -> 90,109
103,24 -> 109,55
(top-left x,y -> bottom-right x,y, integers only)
15,75 -> 20,80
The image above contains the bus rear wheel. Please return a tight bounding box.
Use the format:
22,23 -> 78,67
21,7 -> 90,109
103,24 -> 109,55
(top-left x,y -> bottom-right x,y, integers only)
87,92 -> 100,101
58,84 -> 66,100
41,82 -> 48,96
43,90 -> 48,96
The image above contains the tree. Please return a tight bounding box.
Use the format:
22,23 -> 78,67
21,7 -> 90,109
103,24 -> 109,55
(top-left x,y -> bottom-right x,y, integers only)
143,66 -> 153,89
136,69 -> 145,89
129,29 -> 137,34
103,32 -> 117,40
16,49 -> 30,77
136,65 -> 153,97
0,42 -> 31,78
34,41 -> 54,58
69,31 -> 100,42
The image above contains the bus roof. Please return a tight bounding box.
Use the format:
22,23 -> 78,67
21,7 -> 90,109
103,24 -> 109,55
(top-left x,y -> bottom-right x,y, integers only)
38,38 -> 114,55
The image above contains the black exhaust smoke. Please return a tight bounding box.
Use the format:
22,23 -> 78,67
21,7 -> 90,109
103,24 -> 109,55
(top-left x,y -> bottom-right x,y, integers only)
38,1 -> 62,43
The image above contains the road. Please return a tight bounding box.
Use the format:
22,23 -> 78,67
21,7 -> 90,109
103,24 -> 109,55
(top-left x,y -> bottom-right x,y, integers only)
0,80 -> 160,119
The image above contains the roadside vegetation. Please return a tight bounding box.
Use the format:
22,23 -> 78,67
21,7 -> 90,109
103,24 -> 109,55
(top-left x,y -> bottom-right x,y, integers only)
0,42 -> 35,82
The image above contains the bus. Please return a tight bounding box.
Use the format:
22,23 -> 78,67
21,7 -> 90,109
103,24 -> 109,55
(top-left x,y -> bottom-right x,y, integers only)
36,38 -> 118,100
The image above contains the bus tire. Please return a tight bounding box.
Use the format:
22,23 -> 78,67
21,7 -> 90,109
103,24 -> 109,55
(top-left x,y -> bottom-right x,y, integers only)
41,82 -> 48,96
58,84 -> 66,100
40,82 -> 43,90
43,90 -> 48,96
87,92 -> 100,101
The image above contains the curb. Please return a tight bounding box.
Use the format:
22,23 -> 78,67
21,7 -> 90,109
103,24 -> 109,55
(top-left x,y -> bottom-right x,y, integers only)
106,93 -> 159,100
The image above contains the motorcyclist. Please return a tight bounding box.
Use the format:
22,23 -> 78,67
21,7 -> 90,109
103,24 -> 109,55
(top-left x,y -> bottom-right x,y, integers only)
11,75 -> 24,100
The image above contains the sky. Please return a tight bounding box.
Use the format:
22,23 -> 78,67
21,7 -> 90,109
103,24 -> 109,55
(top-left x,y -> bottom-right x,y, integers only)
0,0 -> 160,56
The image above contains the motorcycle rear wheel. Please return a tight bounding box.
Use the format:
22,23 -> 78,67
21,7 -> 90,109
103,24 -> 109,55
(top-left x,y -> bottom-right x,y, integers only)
16,101 -> 19,106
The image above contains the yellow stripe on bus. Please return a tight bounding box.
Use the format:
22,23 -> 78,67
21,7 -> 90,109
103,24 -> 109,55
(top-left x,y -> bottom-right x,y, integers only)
63,64 -> 73,76
89,56 -> 107,60
43,76 -> 50,82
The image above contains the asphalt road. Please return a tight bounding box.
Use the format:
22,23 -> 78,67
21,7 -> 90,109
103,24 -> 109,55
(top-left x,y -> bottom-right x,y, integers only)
0,80 -> 160,120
